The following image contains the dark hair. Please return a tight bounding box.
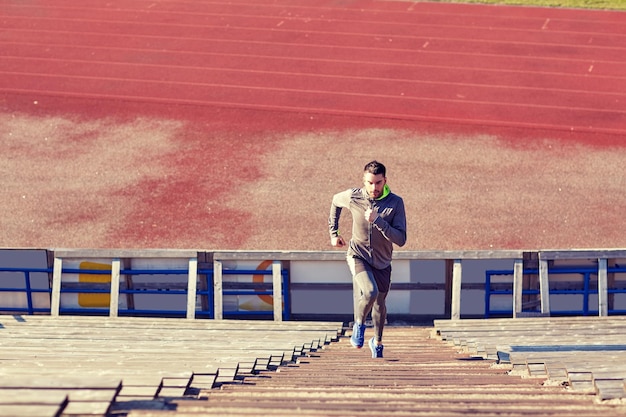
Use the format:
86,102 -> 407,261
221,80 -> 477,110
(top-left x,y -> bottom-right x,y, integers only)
364,160 -> 386,177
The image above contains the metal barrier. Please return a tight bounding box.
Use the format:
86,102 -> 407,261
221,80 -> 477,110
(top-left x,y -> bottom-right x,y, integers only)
220,268 -> 290,320
0,264 -> 289,320
3,248 -> 626,321
486,265 -> 626,317
58,266 -> 193,317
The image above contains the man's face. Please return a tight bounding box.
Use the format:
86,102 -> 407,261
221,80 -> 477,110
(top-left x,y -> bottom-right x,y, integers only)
363,172 -> 386,199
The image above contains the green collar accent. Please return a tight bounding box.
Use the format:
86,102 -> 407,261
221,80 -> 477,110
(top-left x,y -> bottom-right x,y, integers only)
377,184 -> 390,200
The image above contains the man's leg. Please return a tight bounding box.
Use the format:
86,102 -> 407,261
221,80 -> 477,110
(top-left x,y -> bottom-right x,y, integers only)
347,257 -> 378,348
370,263 -> 391,343
368,264 -> 391,358
348,257 -> 379,324
371,290 -> 388,343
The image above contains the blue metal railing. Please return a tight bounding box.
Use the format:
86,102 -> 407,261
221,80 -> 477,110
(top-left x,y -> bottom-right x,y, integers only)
0,267 -> 52,314
485,266 -> 626,318
0,266 -> 290,319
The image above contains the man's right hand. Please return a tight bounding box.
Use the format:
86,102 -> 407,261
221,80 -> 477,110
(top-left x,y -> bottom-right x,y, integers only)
331,236 -> 345,247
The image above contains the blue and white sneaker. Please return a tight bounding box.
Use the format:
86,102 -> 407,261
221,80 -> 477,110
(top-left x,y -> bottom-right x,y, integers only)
369,337 -> 384,358
350,322 -> 366,348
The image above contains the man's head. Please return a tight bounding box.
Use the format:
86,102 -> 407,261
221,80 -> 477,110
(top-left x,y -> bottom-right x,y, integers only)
363,160 -> 387,199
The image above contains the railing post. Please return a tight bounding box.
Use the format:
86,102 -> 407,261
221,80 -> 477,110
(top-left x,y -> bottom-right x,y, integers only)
513,258 -> 523,318
272,260 -> 282,322
538,256 -> 551,315
186,257 -> 198,319
598,258 -> 608,317
109,258 -> 121,317
51,257 -> 63,316
24,271 -> 34,315
213,259 -> 223,320
451,259 -> 462,320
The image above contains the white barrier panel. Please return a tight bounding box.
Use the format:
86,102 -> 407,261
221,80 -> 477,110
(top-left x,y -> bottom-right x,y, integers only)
290,260 -> 351,315
290,259 -> 411,315
129,258 -> 190,312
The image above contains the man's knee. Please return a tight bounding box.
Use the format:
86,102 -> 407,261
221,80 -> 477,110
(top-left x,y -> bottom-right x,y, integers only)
372,292 -> 388,310
362,286 -> 379,303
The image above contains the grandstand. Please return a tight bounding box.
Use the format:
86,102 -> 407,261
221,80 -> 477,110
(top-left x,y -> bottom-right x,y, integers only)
1,0 -> 626,416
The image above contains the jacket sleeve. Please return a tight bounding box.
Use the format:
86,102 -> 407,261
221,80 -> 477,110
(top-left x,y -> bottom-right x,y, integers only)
328,189 -> 352,238
372,196 -> 407,247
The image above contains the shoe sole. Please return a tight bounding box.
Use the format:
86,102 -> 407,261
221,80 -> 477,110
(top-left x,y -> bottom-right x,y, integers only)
350,337 -> 363,349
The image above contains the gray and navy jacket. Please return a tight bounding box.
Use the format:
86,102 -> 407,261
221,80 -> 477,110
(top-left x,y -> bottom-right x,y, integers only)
329,185 -> 407,270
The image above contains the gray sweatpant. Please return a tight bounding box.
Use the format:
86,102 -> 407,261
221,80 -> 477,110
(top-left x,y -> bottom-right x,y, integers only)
347,256 -> 391,343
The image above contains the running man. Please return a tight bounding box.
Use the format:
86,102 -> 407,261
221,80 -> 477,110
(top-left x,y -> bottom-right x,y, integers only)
328,160 -> 407,358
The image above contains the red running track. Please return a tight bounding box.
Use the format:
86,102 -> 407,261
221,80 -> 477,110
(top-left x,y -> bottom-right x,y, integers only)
2,0 -> 625,136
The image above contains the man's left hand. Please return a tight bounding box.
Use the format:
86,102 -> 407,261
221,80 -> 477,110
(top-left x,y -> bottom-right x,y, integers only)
365,207 -> 378,223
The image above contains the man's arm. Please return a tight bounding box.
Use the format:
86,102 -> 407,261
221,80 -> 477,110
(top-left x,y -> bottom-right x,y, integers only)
372,197 -> 407,247
328,189 -> 352,246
